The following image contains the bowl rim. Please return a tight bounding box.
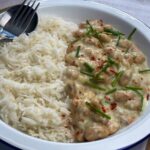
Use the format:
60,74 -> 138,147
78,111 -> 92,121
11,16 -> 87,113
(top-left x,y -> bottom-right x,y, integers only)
0,1 -> 150,150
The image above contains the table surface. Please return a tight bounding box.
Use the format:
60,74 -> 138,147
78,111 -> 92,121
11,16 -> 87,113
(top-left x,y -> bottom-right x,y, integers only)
0,0 -> 150,150
0,0 -> 150,27
94,0 -> 150,26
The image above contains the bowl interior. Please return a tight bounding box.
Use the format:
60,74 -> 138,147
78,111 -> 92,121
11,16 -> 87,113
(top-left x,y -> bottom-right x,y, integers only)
0,2 -> 150,150
38,2 -> 150,143
39,4 -> 150,66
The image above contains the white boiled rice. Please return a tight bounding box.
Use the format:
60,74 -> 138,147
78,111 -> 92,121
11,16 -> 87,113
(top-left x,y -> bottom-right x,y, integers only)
0,16 -> 78,142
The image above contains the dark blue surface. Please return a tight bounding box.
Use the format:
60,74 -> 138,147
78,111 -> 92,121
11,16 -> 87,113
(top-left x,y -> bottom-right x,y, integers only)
0,135 -> 149,150
121,134 -> 149,150
0,139 -> 20,150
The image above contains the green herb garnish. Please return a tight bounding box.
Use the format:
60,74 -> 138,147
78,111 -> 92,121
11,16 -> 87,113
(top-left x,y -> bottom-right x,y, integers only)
108,57 -> 119,68
128,28 -> 137,40
86,20 -> 95,36
98,63 -> 111,76
84,81 -> 105,91
125,86 -> 143,91
80,62 -> 94,77
71,39 -> 79,44
116,35 -> 121,46
80,70 -> 94,77
104,28 -> 124,36
96,57 -> 119,77
139,69 -> 150,73
124,86 -> 143,111
135,90 -> 144,111
81,63 -> 104,83
86,20 -> 104,47
83,62 -> 94,73
101,63 -> 111,72
89,77 -> 104,83
112,70 -> 124,87
102,100 -> 110,106
86,102 -> 111,119
95,63 -> 110,78
125,47 -> 130,53
75,46 -> 81,57
105,88 -> 117,95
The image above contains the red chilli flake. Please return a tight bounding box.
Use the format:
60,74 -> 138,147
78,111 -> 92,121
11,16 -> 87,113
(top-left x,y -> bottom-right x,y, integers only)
147,94 -> 150,101
75,131 -> 80,136
61,114 -> 66,118
105,96 -> 111,101
96,60 -> 105,71
72,61 -> 78,67
98,61 -> 104,67
90,56 -> 96,61
99,19 -> 104,26
110,103 -> 117,110
96,66 -> 101,72
101,106 -> 106,112
72,61 -> 76,65
75,96 -> 79,99
109,68 -> 116,74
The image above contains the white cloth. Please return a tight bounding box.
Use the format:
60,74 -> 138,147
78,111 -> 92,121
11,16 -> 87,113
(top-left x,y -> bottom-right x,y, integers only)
92,0 -> 150,26
0,0 -> 149,26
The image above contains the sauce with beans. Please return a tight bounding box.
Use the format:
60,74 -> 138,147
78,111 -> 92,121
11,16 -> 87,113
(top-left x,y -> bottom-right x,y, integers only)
64,19 -> 150,142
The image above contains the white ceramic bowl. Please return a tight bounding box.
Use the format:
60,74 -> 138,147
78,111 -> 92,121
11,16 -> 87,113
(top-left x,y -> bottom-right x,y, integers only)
0,0 -> 150,149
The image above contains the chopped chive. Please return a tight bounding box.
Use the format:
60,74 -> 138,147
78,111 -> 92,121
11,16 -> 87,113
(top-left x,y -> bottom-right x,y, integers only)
75,46 -> 81,57
102,100 -> 110,105
125,86 -> 143,91
86,20 -> 94,32
86,20 -> 104,48
86,20 -> 96,37
108,57 -> 119,68
89,77 -> 104,83
100,63 -> 110,73
86,20 -> 92,28
124,86 -> 143,111
139,69 -> 150,73
112,70 -> 124,87
105,88 -> 117,95
101,63 -> 110,72
96,57 -> 119,77
96,63 -> 110,78
135,90 -> 144,111
97,37 -> 104,48
83,62 -> 94,73
116,35 -> 121,46
128,28 -> 137,40
86,28 -> 93,37
80,70 -> 94,77
71,39 -> 79,44
84,81 -> 105,91
125,47 -> 130,53
104,28 -> 124,36
86,102 -> 111,120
